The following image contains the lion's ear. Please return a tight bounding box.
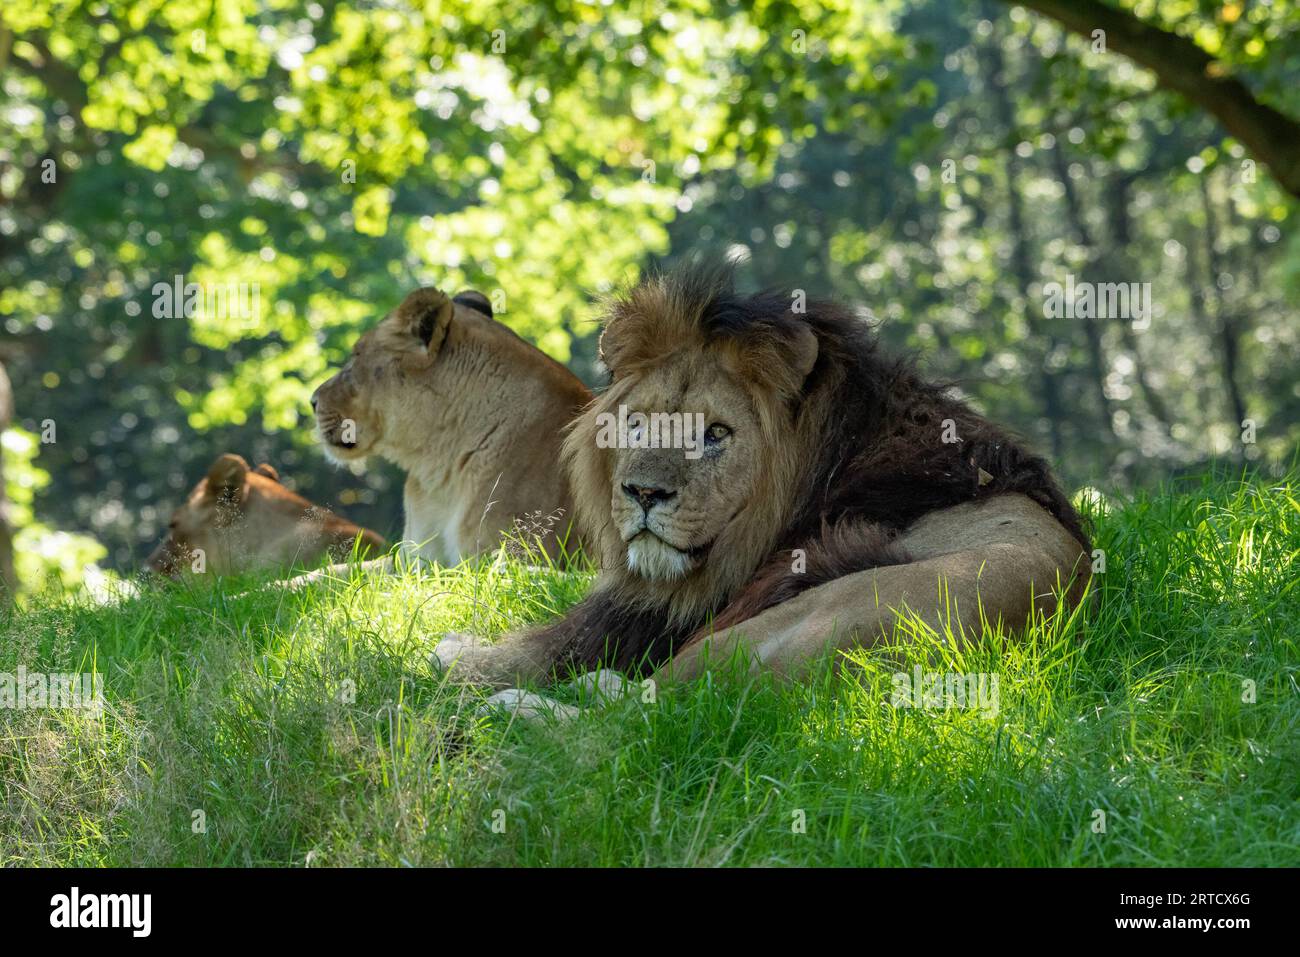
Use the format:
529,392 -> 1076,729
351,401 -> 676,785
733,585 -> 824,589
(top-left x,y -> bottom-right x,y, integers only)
399,288 -> 455,355
736,323 -> 819,400
206,454 -> 249,499
597,319 -> 637,378
453,290 -> 493,318
596,325 -> 615,375
253,463 -> 280,482
786,322 -> 819,386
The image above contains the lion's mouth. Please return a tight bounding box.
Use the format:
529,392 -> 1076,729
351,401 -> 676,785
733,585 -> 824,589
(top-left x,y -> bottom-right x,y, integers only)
624,530 -> 713,581
315,416 -> 360,451
624,521 -> 714,556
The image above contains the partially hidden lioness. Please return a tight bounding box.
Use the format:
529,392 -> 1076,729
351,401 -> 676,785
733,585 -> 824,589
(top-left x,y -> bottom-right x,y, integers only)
432,258 -> 1091,691
311,286 -> 592,565
145,453 -> 385,577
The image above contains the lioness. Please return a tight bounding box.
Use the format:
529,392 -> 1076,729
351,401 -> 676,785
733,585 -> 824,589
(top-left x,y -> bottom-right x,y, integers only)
311,286 -> 592,564
433,258 -> 1091,690
145,453 -> 385,577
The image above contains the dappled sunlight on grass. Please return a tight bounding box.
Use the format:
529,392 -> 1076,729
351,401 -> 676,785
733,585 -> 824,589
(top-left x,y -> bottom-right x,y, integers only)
1,473 -> 1296,865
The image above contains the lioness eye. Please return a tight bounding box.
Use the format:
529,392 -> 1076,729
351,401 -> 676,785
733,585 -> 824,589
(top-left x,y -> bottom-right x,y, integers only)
705,423 -> 731,443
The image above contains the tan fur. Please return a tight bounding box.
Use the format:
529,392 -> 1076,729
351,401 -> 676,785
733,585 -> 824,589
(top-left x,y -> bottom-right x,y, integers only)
658,493 -> 1089,681
312,287 -> 591,564
145,454 -> 385,577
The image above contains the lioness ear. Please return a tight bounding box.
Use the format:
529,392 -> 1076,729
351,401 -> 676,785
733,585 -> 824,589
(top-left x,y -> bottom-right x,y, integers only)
399,288 -> 455,355
453,289 -> 493,318
206,454 -> 249,499
253,463 -> 280,482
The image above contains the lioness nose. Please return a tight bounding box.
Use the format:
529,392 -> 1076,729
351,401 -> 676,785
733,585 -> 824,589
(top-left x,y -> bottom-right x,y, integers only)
623,483 -> 676,511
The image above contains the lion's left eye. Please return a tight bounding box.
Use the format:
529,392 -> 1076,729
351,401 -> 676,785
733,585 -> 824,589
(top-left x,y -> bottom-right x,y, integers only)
705,423 -> 731,444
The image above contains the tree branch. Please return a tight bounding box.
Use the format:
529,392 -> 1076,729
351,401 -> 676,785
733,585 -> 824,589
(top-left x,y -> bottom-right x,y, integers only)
1000,0 -> 1300,199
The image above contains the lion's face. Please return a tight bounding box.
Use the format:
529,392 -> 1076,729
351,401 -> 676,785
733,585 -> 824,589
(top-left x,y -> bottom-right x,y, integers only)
145,454 -> 383,577
311,288 -> 459,466
562,268 -> 822,611
144,456 -> 290,575
605,354 -> 764,582
310,287 -> 517,475
311,326 -> 391,463
146,493 -> 221,578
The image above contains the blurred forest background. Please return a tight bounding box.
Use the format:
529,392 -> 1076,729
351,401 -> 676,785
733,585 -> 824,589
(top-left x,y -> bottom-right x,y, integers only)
1,0 -> 1298,592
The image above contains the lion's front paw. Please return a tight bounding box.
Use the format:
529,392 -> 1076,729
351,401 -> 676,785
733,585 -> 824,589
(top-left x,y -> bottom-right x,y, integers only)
478,688 -> 579,722
570,669 -> 628,703
282,566 -> 329,590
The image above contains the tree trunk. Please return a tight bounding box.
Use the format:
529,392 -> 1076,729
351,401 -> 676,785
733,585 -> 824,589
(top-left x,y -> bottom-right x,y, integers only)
0,361 -> 16,597
1103,173 -> 1176,433
1196,173 -> 1249,433
1046,143 -> 1119,450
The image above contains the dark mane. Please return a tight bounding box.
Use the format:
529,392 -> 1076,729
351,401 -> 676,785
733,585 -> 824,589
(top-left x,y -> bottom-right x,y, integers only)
664,256 -> 1087,541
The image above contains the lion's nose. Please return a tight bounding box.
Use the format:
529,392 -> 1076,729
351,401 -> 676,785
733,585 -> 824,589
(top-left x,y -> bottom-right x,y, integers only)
623,483 -> 676,511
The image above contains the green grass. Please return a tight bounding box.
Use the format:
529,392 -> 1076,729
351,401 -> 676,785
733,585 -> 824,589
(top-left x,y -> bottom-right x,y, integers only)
2,472 -> 1297,867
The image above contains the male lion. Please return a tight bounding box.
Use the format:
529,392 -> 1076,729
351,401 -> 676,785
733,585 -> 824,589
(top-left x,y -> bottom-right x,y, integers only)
145,453 -> 385,577
312,286 -> 591,565
433,259 -> 1091,690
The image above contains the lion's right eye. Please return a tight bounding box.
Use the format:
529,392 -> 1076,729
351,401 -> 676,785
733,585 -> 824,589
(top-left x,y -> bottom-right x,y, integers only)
705,423 -> 732,444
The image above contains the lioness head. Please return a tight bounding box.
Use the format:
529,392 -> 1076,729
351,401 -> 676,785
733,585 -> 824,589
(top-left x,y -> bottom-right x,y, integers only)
563,261 -> 821,611
311,287 -> 496,469
145,453 -> 384,577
